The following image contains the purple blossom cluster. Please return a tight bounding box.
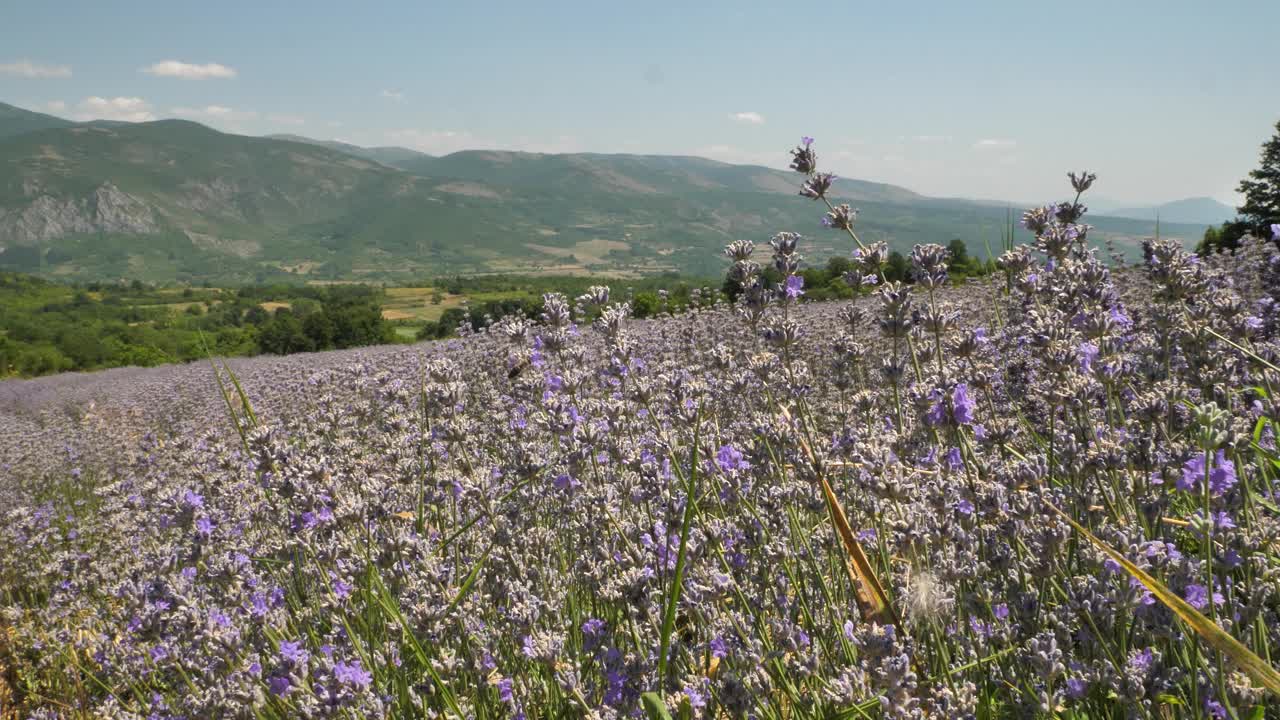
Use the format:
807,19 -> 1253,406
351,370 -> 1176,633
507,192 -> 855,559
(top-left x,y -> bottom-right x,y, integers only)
2,141 -> 1280,718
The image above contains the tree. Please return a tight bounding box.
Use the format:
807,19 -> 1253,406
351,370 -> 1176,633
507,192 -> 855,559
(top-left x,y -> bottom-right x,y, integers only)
436,307 -> 468,333
824,256 -> 854,279
1237,119 -> 1280,238
1197,220 -> 1252,255
327,302 -> 388,348
303,311 -> 336,349
258,311 -> 313,355
631,292 -> 659,319
885,251 -> 909,282
1195,121 -> 1280,256
243,305 -> 270,326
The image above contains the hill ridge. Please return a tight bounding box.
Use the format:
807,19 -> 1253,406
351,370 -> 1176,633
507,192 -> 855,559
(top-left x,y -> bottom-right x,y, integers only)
0,101 -> 1209,284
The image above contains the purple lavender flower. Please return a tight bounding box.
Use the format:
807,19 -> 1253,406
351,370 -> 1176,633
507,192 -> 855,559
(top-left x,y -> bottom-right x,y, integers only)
1178,450 -> 1237,496
333,578 -> 353,600
1128,647 -> 1154,673
783,274 -> 805,299
683,681 -> 708,708
716,444 -> 750,472
789,137 -> 816,174
951,383 -> 976,425
279,639 -> 308,665
194,516 -> 213,536
269,675 -> 292,697
1078,342 -> 1098,373
800,172 -> 836,199
333,659 -> 372,688
944,447 -> 963,471
1271,222 -> 1280,240
552,473 -> 581,492
710,636 -> 729,658
1213,510 -> 1236,530
1183,584 -> 1224,610
925,389 -> 947,426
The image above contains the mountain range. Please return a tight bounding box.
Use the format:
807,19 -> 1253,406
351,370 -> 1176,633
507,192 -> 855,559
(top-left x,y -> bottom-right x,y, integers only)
1088,197 -> 1237,225
0,101 -> 1220,284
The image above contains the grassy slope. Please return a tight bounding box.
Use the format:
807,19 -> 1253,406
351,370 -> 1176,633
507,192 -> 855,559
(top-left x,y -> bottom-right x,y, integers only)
266,133 -> 431,168
0,110 -> 1209,284
0,102 -> 73,140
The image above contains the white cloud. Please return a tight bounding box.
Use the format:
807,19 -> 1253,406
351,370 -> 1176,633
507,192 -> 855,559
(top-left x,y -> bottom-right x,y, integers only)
46,100 -> 67,112
171,105 -> 258,123
267,113 -> 306,126
730,111 -> 765,125
386,128 -> 485,154
693,144 -> 781,167
913,135 -> 951,143
74,96 -> 155,122
0,60 -> 72,78
511,135 -> 582,154
142,60 -> 237,79
380,89 -> 405,102
974,138 -> 1017,150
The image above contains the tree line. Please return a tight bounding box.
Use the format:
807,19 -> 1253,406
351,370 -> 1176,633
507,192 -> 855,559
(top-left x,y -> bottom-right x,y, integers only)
1197,119 -> 1280,254
0,276 -> 391,378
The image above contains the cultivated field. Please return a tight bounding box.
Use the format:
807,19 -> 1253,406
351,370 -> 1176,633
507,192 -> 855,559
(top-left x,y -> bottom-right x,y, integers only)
2,151 -> 1280,717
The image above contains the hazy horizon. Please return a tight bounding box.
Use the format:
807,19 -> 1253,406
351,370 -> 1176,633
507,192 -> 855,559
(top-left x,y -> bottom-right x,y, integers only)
3,0 -> 1278,206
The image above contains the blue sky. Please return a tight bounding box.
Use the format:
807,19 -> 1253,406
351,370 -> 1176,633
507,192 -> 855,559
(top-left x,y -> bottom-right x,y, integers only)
2,0 -> 1277,205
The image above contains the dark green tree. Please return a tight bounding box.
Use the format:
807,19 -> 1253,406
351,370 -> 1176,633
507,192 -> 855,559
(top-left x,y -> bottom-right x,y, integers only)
258,311 -> 313,355
436,307 -> 468,333
885,251 -> 909,282
303,311 -> 337,349
1237,119 -> 1280,236
631,292 -> 660,319
327,302 -> 388,348
1197,220 -> 1252,255
1203,119 -> 1280,255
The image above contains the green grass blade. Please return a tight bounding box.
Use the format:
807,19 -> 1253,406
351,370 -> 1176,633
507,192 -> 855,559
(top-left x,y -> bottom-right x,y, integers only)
657,405 -> 701,688
441,545 -> 493,619
1203,327 -> 1280,373
1047,502 -> 1280,695
221,360 -> 258,429
367,570 -> 465,717
640,692 -> 675,720
199,331 -> 249,451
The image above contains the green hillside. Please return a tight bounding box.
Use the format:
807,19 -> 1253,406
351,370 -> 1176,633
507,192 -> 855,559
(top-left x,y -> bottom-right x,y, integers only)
267,133 -> 430,168
0,101 -> 74,140
0,103 -> 1205,284
393,149 -> 925,203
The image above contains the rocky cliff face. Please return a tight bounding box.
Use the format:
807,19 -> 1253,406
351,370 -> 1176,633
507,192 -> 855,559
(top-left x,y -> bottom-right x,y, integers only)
0,183 -> 159,246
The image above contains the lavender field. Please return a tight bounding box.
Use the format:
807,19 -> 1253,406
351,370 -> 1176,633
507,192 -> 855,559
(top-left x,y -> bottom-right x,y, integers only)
3,148 -> 1280,719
